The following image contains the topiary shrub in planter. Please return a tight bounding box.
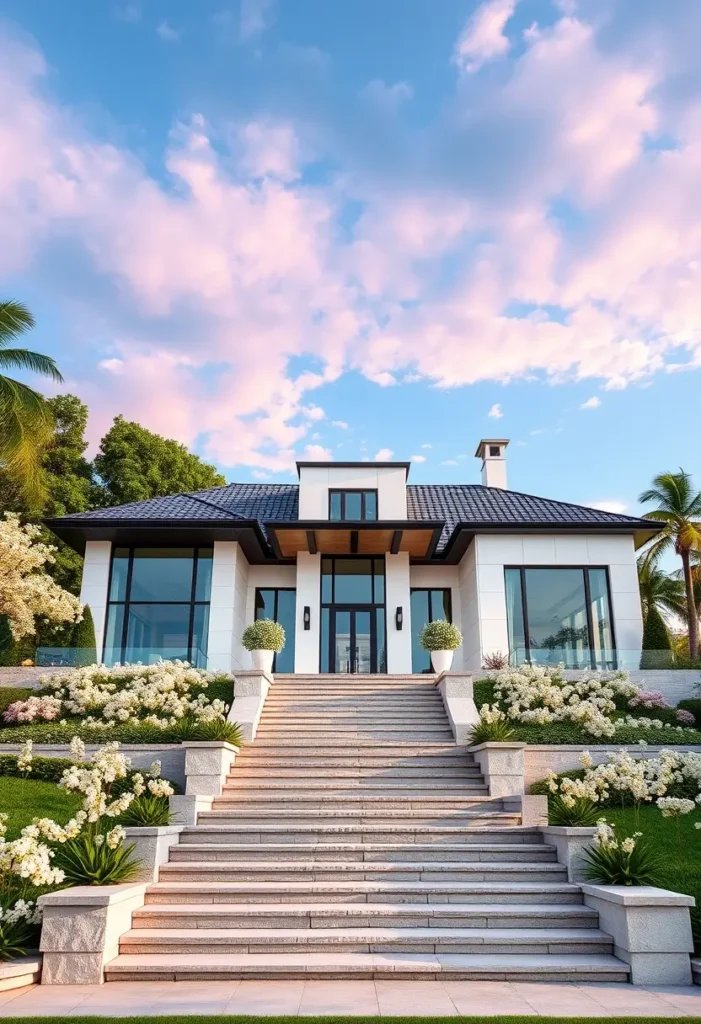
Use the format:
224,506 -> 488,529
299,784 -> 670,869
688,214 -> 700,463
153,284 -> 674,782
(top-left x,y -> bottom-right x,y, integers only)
72,605 -> 97,667
640,606 -> 674,668
419,620 -> 462,674
242,619 -> 285,674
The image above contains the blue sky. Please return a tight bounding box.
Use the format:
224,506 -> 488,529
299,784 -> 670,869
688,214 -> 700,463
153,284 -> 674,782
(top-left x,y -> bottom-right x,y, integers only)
0,0 -> 699,517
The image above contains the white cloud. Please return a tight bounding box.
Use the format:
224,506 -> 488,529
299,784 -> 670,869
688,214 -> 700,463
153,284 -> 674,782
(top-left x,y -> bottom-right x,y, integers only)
302,405 -> 326,422
114,3 -> 141,23
410,454 -> 427,463
303,444 -> 332,461
374,447 -> 394,461
587,500 -> 628,514
332,420 -> 349,429
421,443 -> 432,449
239,0 -> 275,40
359,79 -> 413,111
454,0 -> 518,73
441,459 -> 459,466
156,21 -> 181,42
488,402 -> 504,419
580,396 -> 601,409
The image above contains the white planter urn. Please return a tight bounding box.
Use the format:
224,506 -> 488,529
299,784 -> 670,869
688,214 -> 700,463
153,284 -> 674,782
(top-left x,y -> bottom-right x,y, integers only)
251,649 -> 274,673
431,649 -> 454,674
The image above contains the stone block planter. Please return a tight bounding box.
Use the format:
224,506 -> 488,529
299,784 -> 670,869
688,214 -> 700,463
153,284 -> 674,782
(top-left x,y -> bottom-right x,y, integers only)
39,883 -> 147,985
435,672 -> 479,744
470,742 -> 527,797
123,825 -> 183,882
184,741 -> 239,796
540,825 -> 596,882
169,793 -> 213,826
581,884 -> 695,985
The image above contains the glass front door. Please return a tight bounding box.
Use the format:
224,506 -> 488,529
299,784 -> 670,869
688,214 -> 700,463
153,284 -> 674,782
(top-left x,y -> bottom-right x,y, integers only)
330,608 -> 375,674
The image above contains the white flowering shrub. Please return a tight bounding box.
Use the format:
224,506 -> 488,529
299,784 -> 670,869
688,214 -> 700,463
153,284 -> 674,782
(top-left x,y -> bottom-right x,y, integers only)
470,704 -> 515,744
0,513 -> 81,640
242,620 -> 285,653
0,897 -> 42,961
419,620 -> 462,652
2,660 -> 232,733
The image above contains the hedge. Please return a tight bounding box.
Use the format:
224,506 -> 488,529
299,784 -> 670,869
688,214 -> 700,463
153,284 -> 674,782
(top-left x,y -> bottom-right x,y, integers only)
0,752 -> 181,794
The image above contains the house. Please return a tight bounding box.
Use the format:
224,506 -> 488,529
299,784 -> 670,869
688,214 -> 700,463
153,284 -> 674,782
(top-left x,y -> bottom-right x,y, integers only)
46,440 -> 657,675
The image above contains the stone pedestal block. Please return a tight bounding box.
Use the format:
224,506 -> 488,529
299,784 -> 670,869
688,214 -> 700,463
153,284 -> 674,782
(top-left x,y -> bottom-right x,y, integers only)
435,672 -> 479,744
184,741 -> 238,797
581,884 -> 695,985
230,670 -> 272,742
540,825 -> 596,882
169,793 -> 213,826
123,825 -> 183,882
39,883 -> 147,985
470,742 -> 526,797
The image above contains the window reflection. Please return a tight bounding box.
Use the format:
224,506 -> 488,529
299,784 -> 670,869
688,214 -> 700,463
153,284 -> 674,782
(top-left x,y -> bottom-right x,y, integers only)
410,588 -> 453,673
255,588 -> 296,672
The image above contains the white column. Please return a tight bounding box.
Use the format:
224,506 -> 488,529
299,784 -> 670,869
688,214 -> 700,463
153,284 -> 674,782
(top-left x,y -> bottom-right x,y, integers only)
206,541 -> 237,673
79,541 -> 111,660
294,552 -> 320,673
385,552 -> 412,673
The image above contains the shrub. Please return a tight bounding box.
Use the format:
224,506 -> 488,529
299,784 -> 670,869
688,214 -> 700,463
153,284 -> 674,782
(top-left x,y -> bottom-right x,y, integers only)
419,620 -> 462,652
52,830 -> 140,886
677,709 -> 696,725
482,651 -> 508,670
678,699 -> 701,726
0,900 -> 41,962
582,822 -> 660,886
470,705 -> 515,744
72,606 -> 97,667
0,688 -> 33,715
194,718 -> 243,745
120,795 -> 172,827
0,753 -> 181,796
549,795 -> 600,827
640,607 -> 673,668
242,619 -> 285,653
629,690 -> 670,711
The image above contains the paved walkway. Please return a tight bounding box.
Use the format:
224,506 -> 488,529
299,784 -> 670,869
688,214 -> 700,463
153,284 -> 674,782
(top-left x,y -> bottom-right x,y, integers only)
2,980 -> 701,1017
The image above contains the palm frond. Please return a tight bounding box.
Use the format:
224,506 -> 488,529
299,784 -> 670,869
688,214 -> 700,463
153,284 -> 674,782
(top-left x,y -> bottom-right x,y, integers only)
0,348 -> 63,383
0,300 -> 35,345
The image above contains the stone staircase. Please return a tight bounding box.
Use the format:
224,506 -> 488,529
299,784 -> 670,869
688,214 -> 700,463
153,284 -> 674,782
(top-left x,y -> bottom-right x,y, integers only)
105,674 -> 628,982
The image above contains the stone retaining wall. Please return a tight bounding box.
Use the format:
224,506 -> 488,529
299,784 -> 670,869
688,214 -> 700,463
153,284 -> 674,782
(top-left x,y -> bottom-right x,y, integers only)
524,744 -> 701,789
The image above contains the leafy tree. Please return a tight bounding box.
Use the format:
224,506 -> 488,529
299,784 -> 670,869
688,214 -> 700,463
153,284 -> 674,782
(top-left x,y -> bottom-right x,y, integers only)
640,605 -> 673,668
72,605 -> 97,666
640,470 -> 701,659
0,300 -> 63,500
93,415 -> 225,506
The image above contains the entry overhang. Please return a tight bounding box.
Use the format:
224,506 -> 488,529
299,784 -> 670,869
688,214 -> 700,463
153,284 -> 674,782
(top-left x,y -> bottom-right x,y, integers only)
264,520 -> 445,560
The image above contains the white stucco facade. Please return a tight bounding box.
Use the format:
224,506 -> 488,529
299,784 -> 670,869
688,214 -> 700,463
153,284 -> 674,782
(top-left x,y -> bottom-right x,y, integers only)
72,448 -> 647,676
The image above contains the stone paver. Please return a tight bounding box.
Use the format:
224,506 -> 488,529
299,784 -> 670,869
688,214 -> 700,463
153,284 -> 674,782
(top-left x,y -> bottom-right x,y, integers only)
2,979 -> 701,1016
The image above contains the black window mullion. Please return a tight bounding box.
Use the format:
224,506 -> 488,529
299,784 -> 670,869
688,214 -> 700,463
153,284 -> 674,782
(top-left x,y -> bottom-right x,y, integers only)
520,568 -> 531,663
582,568 -> 595,670
118,550 -> 135,661
187,549 -> 198,663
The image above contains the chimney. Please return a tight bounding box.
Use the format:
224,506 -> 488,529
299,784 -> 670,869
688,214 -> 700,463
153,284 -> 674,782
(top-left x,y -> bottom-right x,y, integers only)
475,439 -> 509,489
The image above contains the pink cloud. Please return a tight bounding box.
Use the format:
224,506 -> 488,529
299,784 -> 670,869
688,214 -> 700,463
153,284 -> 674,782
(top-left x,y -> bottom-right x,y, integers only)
454,0 -> 519,73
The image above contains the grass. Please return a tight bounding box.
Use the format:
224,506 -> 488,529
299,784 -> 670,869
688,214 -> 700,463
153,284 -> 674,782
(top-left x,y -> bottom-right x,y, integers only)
473,679 -> 701,746
0,776 -> 81,840
595,803 -> 701,947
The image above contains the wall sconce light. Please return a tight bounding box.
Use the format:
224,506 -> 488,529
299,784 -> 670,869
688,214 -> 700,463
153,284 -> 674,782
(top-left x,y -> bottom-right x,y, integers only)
303,606 -> 311,631
395,606 -> 403,630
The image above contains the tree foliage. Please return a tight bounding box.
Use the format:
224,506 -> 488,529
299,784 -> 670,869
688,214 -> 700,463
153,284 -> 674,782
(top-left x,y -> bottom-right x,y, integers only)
640,605 -> 673,668
93,415 -> 225,506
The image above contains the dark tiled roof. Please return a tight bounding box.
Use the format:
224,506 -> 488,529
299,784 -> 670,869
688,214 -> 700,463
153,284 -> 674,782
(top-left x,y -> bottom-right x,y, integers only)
51,480 -> 653,554
406,484 -> 652,550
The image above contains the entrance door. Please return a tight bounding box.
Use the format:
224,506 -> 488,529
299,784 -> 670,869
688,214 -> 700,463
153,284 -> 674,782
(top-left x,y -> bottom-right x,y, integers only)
331,608 -> 374,673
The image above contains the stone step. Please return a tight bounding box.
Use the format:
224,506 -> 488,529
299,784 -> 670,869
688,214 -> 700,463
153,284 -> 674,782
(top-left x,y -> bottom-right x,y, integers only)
263,701 -> 444,710
233,755 -> 471,766
103,951 -> 629,982
213,793 -> 490,806
132,901 -> 598,929
144,880 -> 585,905
222,782 -> 488,793
183,823 -> 524,843
198,815 -> 511,829
120,926 -> 612,956
201,804 -> 506,820
238,739 -> 458,748
158,861 -> 568,883
168,843 -> 557,864
228,769 -> 482,779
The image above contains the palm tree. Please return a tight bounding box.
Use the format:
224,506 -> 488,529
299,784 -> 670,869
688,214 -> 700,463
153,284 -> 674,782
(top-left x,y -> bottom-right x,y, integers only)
639,471 -> 701,659
637,553 -> 686,621
0,301 -> 63,496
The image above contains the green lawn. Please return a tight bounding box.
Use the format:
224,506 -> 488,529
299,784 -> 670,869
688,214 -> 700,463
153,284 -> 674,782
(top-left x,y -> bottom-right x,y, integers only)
0,776 -> 81,840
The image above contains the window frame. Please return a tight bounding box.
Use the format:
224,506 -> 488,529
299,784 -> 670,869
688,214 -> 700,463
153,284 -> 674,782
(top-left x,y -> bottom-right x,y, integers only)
319,556 -> 387,673
104,545 -> 213,666
410,587 -> 453,674
254,586 -> 297,673
328,489 -> 379,522
504,564 -> 617,670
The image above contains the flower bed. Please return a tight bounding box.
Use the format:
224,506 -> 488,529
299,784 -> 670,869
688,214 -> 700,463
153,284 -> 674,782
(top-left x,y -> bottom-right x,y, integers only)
0,662 -> 235,744
474,665 -> 701,745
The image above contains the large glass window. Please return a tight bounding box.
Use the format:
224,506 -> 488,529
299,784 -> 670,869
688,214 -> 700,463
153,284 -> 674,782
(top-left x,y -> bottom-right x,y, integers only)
410,588 -> 452,673
254,588 -> 296,672
329,490 -> 378,521
504,567 -> 616,669
104,547 -> 212,666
